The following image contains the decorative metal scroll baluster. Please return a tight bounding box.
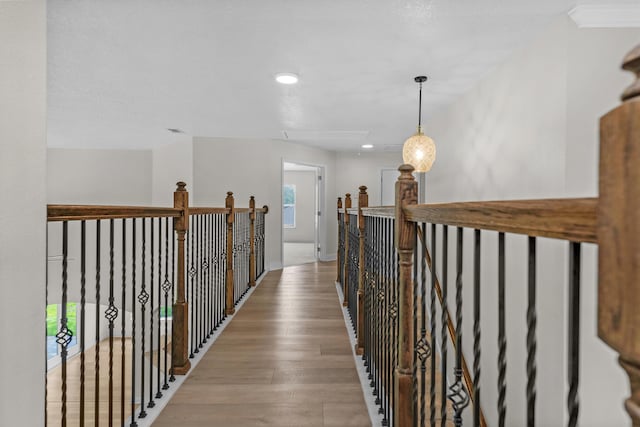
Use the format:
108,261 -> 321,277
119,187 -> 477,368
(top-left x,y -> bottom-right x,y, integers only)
156,217 -> 163,399
527,237 -> 537,427
95,221 -> 101,425
347,213 -> 359,331
121,219 -> 127,426
138,219 -> 148,419
170,218 -> 176,383
59,221 -> 71,427
440,225 -> 449,427
80,221 -> 86,427
206,215 -> 211,340
195,215 -> 201,354
364,216 -> 372,377
473,229 -> 481,427
131,219 -> 138,427
106,219 -> 117,424
567,242 -> 581,427
448,227 -> 469,427
413,224 -> 419,427
498,232 -> 506,427
188,221 -> 195,359
162,218 -> 171,390
148,218 -> 156,409
430,224 -> 437,427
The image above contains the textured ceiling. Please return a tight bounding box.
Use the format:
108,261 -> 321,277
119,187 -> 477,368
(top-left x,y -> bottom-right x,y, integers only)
48,0 -> 571,151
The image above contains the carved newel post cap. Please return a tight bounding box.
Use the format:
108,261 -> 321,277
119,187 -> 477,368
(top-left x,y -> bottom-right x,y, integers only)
398,164 -> 415,180
176,181 -> 187,191
250,196 -> 255,201
338,197 -> 342,201
622,44 -> 640,101
226,191 -> 233,197
359,185 -> 367,194
263,205 -> 269,213
345,193 -> 351,198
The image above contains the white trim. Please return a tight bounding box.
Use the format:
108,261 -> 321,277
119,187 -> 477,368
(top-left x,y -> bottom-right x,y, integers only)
320,252 -> 337,262
569,4 -> 640,28
334,281 -> 385,426
270,261 -> 284,271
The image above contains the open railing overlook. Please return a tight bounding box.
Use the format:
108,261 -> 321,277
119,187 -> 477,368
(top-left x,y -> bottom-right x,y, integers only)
46,183 -> 267,426
335,45 -> 640,427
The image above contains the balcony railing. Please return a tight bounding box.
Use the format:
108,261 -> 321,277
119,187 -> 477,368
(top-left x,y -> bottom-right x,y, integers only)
46,183 -> 267,426
335,45 -> 640,427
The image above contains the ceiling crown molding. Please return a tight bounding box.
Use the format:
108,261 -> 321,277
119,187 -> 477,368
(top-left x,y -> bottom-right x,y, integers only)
569,4 -> 640,28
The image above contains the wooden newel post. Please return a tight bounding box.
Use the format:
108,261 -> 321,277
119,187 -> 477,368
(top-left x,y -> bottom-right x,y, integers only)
598,45 -> 640,426
394,165 -> 417,427
249,196 -> 256,287
172,181 -> 191,375
225,191 -> 235,315
355,186 -> 368,355
337,197 -> 342,282
343,193 -> 352,307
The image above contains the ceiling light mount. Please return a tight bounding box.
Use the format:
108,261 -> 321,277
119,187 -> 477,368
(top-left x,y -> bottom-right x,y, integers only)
275,73 -> 299,84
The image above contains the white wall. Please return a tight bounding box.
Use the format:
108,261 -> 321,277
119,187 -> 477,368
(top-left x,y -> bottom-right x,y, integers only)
193,137 -> 337,268
336,151 -> 402,207
283,170 -> 316,243
47,148 -> 152,204
0,1 -> 47,425
152,139 -> 193,206
425,16 -> 640,427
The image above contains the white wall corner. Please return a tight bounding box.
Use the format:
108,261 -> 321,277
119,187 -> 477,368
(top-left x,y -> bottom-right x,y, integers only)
320,253 -> 337,262
569,4 -> 640,28
269,261 -> 284,271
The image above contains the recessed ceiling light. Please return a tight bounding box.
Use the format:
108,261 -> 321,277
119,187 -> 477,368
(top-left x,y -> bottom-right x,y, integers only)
275,73 -> 299,84
361,144 -> 374,149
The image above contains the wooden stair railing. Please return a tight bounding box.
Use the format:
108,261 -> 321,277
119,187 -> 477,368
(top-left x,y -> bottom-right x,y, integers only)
46,182 -> 267,427
335,44 -> 640,427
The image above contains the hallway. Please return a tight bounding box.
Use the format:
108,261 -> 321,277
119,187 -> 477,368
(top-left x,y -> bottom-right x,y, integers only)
154,261 -> 371,426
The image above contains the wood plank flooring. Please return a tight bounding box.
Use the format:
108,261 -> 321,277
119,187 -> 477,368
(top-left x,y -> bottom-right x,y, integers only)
154,261 -> 371,427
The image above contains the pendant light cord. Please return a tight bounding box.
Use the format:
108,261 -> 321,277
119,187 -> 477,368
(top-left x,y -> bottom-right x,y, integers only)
418,81 -> 422,128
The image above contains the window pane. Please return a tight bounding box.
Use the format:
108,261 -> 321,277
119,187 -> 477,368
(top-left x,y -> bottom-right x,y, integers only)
283,205 -> 295,227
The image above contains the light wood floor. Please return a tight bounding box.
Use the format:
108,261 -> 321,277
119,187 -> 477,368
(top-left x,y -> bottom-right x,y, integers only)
154,261 -> 371,427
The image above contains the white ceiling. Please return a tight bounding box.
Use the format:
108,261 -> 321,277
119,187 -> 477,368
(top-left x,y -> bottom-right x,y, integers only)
48,0 -> 574,152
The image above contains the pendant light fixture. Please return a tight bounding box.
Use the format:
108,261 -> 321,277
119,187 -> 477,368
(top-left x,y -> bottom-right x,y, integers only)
402,76 -> 436,172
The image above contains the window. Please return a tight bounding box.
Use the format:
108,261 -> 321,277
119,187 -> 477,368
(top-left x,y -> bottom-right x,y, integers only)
160,306 -> 173,318
283,184 -> 296,228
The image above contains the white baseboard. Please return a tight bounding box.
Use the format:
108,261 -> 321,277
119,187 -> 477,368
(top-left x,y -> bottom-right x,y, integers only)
320,253 -> 337,262
269,261 -> 283,271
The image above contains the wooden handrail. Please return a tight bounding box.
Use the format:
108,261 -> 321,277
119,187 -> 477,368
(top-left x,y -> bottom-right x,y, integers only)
417,227 -> 487,427
47,205 -> 183,222
361,206 -> 395,218
405,198 -> 597,243
189,207 -> 229,215
234,207 -> 251,213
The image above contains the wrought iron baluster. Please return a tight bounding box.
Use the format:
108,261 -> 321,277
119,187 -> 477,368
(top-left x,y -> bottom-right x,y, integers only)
170,218 -> 176,383
121,219 -> 127,426
162,217 -> 171,390
80,221 -> 86,427
448,227 -> 469,427
59,221 -> 70,427
441,225 -> 449,427
156,217 -> 163,399
430,224 -> 437,427
567,242 -> 581,427
138,219 -> 148,419
148,218 -> 155,408
106,219 -> 117,425
473,229 -> 481,427
412,223 -> 419,426
527,237 -> 537,427
498,232 -> 506,427
131,219 -> 138,427
95,221 -> 101,426
189,219 -> 195,359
